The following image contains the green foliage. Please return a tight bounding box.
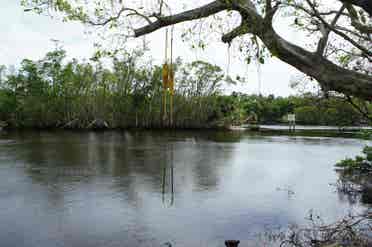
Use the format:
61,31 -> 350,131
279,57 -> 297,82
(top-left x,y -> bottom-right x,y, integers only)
358,130 -> 372,140
0,48 -> 234,129
336,146 -> 372,172
290,95 -> 364,126
363,146 -> 372,162
0,48 -> 370,129
227,93 -> 366,126
295,106 -> 320,125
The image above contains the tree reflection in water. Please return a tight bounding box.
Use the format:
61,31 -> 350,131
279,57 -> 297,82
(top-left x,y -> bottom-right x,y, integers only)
335,169 -> 372,206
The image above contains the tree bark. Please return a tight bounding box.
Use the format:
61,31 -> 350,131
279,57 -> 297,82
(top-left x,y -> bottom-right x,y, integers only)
341,0 -> 372,15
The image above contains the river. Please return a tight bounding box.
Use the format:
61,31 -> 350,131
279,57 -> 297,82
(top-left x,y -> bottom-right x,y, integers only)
0,130 -> 369,247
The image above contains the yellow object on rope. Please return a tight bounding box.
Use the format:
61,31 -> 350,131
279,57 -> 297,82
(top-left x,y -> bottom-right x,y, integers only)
162,63 -> 169,89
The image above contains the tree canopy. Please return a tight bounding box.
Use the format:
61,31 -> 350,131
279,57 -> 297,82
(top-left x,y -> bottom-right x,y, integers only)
21,0 -> 372,100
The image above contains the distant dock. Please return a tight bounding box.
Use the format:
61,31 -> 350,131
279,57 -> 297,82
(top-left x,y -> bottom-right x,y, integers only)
258,125 -> 372,132
232,124 -> 372,134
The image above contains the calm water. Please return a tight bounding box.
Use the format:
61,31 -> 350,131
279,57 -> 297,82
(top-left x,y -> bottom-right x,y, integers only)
0,130 -> 369,247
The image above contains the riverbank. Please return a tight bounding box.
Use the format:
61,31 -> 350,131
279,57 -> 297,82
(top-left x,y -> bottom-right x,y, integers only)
228,124 -> 371,139
2,122 -> 371,137
258,125 -> 372,131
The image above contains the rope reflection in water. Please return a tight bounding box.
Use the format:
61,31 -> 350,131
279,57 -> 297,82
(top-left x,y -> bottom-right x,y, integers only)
162,143 -> 175,207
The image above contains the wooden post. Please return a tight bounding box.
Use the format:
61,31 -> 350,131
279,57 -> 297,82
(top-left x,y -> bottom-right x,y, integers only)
288,114 -> 296,132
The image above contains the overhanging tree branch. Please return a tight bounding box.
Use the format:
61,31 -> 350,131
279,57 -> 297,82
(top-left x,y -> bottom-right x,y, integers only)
222,22 -> 250,44
133,0 -> 228,37
133,0 -> 372,101
22,0 -> 372,100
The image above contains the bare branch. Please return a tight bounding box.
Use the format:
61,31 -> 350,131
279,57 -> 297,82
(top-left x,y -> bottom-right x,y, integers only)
345,4 -> 372,34
316,5 -> 346,56
322,19 -> 372,57
222,23 -> 249,44
87,7 -> 152,26
305,0 -> 372,57
334,25 -> 369,40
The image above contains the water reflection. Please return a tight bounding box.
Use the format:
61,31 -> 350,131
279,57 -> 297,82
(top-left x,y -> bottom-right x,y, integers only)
0,130 -> 370,247
162,143 -> 175,207
335,170 -> 372,206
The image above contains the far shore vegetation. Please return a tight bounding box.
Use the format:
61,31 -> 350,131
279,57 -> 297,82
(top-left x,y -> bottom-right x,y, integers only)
0,49 -> 371,130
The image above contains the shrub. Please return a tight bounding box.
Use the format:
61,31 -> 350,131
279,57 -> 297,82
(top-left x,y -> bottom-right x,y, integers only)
336,146 -> 372,172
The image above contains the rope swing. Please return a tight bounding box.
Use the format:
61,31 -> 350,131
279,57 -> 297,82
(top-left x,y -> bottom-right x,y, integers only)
162,27 -> 175,127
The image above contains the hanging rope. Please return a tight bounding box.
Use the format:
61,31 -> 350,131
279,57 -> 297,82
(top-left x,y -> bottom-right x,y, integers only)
162,28 -> 169,123
169,27 -> 174,94
169,26 -> 175,126
163,28 -> 169,89
162,26 -> 175,127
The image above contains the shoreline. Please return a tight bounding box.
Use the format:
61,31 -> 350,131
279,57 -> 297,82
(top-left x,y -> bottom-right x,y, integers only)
1,124 -> 370,132
1,124 -> 370,140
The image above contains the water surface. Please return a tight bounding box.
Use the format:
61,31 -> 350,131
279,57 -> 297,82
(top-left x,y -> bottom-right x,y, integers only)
0,130 -> 369,247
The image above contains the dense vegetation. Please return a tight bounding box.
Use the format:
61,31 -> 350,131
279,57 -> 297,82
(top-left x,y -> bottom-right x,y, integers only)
0,49 -> 231,129
0,49 -> 370,129
336,146 -> 372,173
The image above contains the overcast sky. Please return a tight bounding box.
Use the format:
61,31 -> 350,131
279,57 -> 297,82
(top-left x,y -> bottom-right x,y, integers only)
0,0 -> 309,96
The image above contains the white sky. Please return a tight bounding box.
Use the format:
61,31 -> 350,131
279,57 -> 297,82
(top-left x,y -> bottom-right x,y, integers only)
0,0 -> 308,96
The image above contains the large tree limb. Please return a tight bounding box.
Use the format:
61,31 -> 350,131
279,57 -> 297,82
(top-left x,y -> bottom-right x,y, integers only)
134,0 -> 372,100
133,0 -> 227,37
340,0 -> 372,16
260,27 -> 372,100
